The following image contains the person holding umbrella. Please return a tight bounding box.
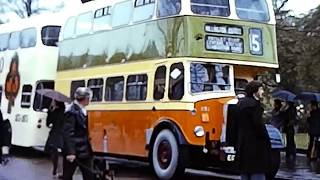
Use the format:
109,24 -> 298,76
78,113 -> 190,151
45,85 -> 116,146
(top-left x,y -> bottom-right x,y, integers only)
45,100 -> 65,178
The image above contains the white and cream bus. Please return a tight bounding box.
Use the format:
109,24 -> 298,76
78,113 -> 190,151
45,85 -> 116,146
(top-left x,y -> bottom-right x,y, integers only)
0,14 -> 63,148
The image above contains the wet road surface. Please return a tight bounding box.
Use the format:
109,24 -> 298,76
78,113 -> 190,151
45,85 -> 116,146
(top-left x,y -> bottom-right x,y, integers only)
0,147 -> 320,180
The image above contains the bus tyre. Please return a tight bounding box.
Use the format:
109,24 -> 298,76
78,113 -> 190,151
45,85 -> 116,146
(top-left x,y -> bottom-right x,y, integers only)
267,149 -> 280,180
151,129 -> 185,180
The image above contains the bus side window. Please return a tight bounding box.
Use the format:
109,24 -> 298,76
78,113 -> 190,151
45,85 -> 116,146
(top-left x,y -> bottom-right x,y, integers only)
126,74 -> 148,101
0,33 -> 9,51
93,6 -> 112,31
169,63 -> 184,100
76,12 -> 93,36
154,66 -> 166,100
157,0 -> 181,17
87,78 -> 103,102
21,85 -> 32,108
70,80 -> 86,100
133,0 -> 155,22
21,28 -> 37,48
41,26 -> 61,47
8,31 -> 20,50
33,81 -> 54,111
63,16 -> 76,40
105,76 -> 124,101
111,1 -> 133,27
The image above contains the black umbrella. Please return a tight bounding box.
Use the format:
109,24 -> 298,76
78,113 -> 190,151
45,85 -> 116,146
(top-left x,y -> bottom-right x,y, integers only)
272,90 -> 296,102
295,92 -> 320,102
36,89 -> 71,103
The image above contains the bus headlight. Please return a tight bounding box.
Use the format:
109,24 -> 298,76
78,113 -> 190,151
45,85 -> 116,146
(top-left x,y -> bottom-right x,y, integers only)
194,126 -> 205,137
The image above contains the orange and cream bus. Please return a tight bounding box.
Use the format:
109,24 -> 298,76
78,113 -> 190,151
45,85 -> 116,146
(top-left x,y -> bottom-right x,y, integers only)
56,0 -> 282,179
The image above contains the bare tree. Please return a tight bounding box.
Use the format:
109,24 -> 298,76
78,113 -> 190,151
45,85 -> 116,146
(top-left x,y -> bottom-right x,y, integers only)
0,0 -> 64,20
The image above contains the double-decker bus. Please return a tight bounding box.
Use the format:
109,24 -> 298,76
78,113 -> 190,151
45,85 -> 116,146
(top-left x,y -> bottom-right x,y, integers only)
0,14 -> 62,148
56,0 -> 280,179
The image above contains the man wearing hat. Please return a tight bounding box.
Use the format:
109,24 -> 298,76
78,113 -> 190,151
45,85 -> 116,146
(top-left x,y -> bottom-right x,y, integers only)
62,87 -> 93,180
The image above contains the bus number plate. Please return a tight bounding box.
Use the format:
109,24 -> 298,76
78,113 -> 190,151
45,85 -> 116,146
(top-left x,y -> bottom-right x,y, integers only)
205,35 -> 243,54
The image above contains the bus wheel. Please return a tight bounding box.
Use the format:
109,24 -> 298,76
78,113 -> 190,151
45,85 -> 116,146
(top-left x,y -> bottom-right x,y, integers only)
267,149 -> 280,180
151,129 -> 185,180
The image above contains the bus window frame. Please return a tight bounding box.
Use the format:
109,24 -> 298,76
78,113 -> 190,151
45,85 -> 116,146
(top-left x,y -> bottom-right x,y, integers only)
8,31 -> 21,50
93,6 -> 112,32
63,16 -> 77,40
70,80 -> 86,100
235,0 -> 270,22
190,0 -> 231,17
105,76 -> 125,102
21,84 -> 33,109
133,0 -> 155,22
0,33 -> 10,51
168,62 -> 184,100
75,11 -> 94,37
126,74 -> 148,101
33,80 -> 55,111
157,0 -> 182,18
41,25 -> 61,47
189,62 -> 232,94
111,0 -> 133,28
20,27 -> 37,49
153,65 -> 167,101
87,78 -> 104,102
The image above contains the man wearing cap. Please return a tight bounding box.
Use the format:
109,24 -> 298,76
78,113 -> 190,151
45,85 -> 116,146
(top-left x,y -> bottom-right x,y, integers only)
62,87 -> 93,180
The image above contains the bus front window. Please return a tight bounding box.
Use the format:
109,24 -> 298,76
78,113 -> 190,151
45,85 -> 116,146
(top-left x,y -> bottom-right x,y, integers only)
235,0 -> 269,22
190,62 -> 231,93
191,0 -> 230,17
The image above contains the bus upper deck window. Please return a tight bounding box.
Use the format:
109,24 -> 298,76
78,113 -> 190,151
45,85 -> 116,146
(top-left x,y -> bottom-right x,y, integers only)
93,6 -> 112,31
21,28 -> 37,48
133,0 -> 155,22
190,63 -> 231,93
41,26 -> 61,47
191,0 -> 230,17
8,31 -> 20,50
76,12 -> 93,36
157,0 -> 181,17
63,17 -> 76,39
0,33 -> 9,51
235,0 -> 269,22
169,63 -> 184,100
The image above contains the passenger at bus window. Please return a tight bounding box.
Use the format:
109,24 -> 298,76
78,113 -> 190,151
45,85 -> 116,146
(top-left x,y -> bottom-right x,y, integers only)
213,65 -> 227,91
158,0 -> 180,17
191,0 -> 209,15
113,81 -> 124,101
190,63 -> 209,93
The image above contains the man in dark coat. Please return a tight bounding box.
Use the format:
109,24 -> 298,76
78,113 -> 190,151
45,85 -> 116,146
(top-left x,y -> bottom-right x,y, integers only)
62,87 -> 93,180
236,81 -> 271,180
307,101 -> 320,159
45,100 -> 65,178
282,101 -> 296,159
